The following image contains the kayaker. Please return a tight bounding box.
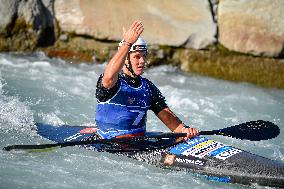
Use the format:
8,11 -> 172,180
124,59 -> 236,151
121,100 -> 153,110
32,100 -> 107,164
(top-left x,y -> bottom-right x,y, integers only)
95,20 -> 199,140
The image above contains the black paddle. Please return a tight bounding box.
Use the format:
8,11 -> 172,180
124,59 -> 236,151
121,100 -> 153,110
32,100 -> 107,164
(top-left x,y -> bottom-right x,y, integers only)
3,120 -> 280,151
3,132 -> 186,152
199,120 -> 280,141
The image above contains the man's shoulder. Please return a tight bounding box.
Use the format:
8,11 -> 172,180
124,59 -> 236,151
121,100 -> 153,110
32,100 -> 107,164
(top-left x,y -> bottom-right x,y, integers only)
139,76 -> 151,83
96,73 -> 121,102
141,77 -> 157,88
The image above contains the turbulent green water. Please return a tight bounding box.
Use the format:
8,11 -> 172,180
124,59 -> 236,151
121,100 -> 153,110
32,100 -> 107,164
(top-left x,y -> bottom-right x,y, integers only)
0,52 -> 283,189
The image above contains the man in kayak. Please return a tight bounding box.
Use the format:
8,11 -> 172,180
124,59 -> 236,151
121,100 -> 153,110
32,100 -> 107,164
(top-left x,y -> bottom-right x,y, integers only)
95,20 -> 199,139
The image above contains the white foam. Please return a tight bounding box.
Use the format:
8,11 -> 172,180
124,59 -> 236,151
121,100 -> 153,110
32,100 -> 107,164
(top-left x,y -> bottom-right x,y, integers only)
31,61 -> 51,67
0,93 -> 34,134
1,53 -> 284,189
0,57 -> 14,66
40,112 -> 65,126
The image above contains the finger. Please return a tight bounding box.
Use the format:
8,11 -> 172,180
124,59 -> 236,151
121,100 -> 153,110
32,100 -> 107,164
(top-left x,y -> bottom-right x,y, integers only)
131,21 -> 141,30
191,130 -> 197,137
189,128 -> 198,138
130,21 -> 139,29
184,133 -> 189,140
136,26 -> 144,35
194,128 -> 199,135
187,131 -> 191,138
133,21 -> 143,31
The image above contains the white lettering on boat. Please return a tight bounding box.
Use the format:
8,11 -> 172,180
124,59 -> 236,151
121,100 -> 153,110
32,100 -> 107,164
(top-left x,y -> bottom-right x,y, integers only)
215,148 -> 242,160
175,157 -> 205,166
182,141 -> 225,158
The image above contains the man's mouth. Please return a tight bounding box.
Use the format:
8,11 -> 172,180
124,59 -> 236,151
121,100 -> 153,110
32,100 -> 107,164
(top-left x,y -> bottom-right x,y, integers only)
137,66 -> 144,70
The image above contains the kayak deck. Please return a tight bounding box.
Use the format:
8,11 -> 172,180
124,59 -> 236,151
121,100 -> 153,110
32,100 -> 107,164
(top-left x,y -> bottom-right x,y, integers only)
36,123 -> 284,188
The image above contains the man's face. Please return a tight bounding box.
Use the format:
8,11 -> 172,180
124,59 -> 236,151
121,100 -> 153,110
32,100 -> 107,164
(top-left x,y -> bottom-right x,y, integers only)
129,51 -> 147,76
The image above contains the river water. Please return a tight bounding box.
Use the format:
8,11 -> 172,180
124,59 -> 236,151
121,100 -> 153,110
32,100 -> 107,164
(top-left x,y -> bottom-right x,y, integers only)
0,52 -> 283,189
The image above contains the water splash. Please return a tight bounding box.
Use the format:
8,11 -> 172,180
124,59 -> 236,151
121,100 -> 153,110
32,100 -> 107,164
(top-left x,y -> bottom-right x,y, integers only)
0,78 -> 34,133
1,52 -> 284,189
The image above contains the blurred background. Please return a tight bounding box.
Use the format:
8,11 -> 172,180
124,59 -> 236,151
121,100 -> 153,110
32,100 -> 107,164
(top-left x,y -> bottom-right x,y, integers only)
0,1 -> 284,189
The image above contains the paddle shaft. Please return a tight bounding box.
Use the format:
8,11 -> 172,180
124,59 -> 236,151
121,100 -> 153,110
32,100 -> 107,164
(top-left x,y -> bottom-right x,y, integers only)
3,132 -> 187,151
199,130 -> 220,135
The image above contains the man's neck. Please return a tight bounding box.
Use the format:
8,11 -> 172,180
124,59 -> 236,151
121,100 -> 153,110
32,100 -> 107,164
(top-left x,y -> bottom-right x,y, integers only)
122,69 -> 137,78
121,71 -> 141,87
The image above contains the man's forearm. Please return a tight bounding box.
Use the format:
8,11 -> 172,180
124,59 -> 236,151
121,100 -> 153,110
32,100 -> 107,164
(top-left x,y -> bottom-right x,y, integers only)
102,44 -> 130,89
157,108 -> 184,132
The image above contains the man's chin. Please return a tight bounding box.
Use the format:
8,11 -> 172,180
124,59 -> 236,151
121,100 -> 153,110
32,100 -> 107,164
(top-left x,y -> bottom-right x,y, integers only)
135,70 -> 144,76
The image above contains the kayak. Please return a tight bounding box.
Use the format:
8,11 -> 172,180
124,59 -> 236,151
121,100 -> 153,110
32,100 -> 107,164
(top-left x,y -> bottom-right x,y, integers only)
36,123 -> 284,188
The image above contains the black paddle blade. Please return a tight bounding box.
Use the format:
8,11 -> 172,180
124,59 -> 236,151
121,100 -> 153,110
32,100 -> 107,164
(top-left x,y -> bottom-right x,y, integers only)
219,120 -> 280,141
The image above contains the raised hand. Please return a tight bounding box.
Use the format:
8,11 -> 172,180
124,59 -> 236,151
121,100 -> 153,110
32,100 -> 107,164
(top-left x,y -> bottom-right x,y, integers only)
123,21 -> 144,44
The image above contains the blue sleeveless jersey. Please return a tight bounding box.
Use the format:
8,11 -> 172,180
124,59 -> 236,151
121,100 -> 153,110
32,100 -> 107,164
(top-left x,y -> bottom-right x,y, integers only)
95,77 -> 151,138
